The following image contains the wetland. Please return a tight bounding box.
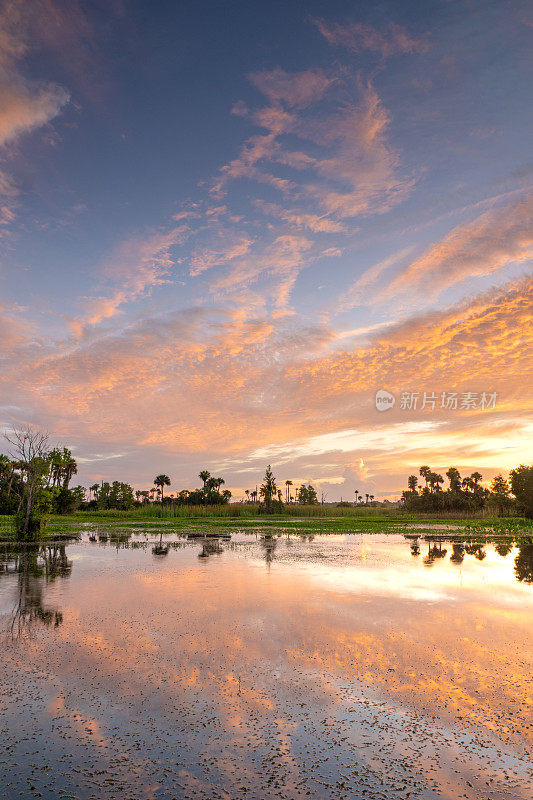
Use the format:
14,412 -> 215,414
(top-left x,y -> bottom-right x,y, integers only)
1,526 -> 532,800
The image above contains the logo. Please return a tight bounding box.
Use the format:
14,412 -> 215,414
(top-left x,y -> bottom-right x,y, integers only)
375,389 -> 395,412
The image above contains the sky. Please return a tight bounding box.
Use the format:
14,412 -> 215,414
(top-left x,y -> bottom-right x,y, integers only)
0,0 -> 531,500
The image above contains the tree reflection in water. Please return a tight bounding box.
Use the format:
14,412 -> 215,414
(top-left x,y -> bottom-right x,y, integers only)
198,539 -> 224,558
410,538 -> 421,557
0,543 -> 71,640
464,543 -> 487,560
450,542 -> 465,564
495,541 -> 513,557
407,534 -> 533,584
423,540 -> 447,566
514,541 -> 533,583
260,533 -> 278,567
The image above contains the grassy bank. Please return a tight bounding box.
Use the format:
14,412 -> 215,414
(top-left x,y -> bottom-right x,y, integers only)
52,502 -> 510,520
1,507 -> 531,540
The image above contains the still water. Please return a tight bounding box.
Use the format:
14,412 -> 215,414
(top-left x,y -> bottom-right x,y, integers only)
1,532 -> 532,800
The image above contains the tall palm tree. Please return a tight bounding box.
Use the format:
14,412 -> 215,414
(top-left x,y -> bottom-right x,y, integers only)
354,489 -> 359,503
419,465 -> 431,489
471,471 -> 483,493
49,449 -> 64,488
62,456 -> 78,489
89,483 -> 100,501
285,479 -> 293,503
154,474 -> 171,502
433,474 -> 444,492
370,494 -> 374,505
462,476 -> 474,492
199,470 -> 211,491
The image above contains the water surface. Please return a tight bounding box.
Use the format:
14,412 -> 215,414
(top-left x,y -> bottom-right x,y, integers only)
1,532 -> 532,800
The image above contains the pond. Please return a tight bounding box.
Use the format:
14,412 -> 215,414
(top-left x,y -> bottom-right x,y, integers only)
1,531 -> 532,800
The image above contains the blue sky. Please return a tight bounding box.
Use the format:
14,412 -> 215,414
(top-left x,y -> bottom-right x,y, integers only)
0,0 -> 531,499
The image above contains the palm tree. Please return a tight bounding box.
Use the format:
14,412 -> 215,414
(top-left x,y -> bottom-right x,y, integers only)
370,494 -> 374,505
407,475 -> 418,493
154,474 -> 171,502
471,471 -> 483,494
62,456 -> 78,489
365,493 -> 370,505
462,476 -> 473,492
245,489 -> 250,503
285,479 -> 293,503
419,465 -> 431,489
433,473 -> 444,492
199,470 -> 211,491
49,449 -> 64,488
354,490 -> 359,503
89,483 -> 99,501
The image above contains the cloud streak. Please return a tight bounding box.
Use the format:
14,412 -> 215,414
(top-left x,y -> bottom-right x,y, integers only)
313,18 -> 429,57
385,194 -> 533,299
77,226 -> 190,330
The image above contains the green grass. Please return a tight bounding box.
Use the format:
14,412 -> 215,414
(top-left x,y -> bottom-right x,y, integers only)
1,507 -> 531,541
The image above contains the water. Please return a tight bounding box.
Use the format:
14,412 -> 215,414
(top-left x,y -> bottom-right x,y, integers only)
1,531 -> 532,800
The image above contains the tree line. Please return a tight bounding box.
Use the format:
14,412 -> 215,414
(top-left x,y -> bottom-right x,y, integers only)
402,464 -> 533,517
84,469 -> 232,511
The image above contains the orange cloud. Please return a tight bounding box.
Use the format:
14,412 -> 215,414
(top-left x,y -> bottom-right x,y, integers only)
189,233 -> 254,277
213,74 -> 414,226
0,76 -> 68,146
3,276 -> 530,501
385,193 -> 533,298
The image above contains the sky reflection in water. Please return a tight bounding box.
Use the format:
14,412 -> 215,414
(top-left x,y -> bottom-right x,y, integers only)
0,533 -> 532,800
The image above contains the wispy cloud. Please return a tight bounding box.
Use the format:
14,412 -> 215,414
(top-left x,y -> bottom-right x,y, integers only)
338,246 -> 415,311
385,194 -> 533,299
76,225 -> 190,331
313,18 -> 429,58
0,77 -> 68,147
6,279 -> 531,471
189,232 -> 254,277
0,0 -> 71,231
248,68 -> 335,108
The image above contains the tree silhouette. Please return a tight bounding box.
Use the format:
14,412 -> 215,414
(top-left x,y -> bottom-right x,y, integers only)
260,465 -> 277,512
285,479 -> 293,503
419,466 -> 431,489
154,474 -> 171,502
199,471 -> 211,491
510,465 -> 533,518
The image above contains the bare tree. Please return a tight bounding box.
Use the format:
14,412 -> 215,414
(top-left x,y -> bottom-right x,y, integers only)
4,426 -> 50,538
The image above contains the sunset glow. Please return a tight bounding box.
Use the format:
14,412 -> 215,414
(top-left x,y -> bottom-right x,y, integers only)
0,0 -> 531,497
